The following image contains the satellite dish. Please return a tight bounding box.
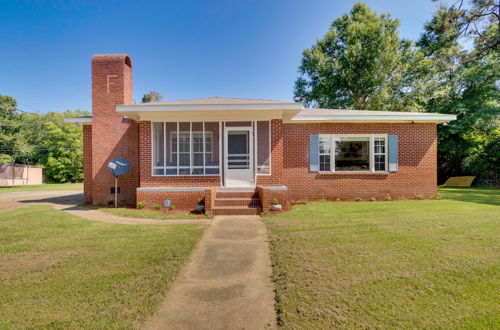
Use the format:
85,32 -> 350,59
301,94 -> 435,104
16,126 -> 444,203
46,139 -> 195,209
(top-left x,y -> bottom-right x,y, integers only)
107,158 -> 130,209
107,158 -> 130,176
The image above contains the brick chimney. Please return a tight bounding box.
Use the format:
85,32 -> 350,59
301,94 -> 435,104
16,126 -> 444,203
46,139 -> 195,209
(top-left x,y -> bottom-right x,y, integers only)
90,54 -> 138,205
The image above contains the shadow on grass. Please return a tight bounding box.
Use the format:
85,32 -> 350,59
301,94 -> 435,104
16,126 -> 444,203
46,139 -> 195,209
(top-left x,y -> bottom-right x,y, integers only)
19,193 -> 83,206
439,187 -> 500,206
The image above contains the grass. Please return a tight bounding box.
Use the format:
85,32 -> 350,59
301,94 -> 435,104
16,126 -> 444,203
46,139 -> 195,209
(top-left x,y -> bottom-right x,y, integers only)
90,206 -> 197,220
0,205 -> 205,328
265,187 -> 500,329
0,182 -> 83,193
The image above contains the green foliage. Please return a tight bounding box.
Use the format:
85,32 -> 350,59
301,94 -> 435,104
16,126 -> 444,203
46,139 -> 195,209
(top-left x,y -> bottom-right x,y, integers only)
0,95 -> 87,182
295,1 -> 499,183
153,204 -> 161,210
168,204 -> 176,211
137,201 -> 146,209
417,5 -> 500,183
142,91 -> 163,103
384,195 -> 392,201
294,2 -> 420,110
0,153 -> 12,163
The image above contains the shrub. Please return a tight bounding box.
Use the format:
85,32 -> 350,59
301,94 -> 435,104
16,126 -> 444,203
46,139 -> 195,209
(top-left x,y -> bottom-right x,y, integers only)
96,201 -> 104,207
107,199 -> 114,206
153,204 -> 161,210
137,201 -> 146,209
335,198 -> 342,202
355,197 -> 362,202
416,194 -> 425,200
384,195 -> 392,201
398,195 -> 406,200
205,210 -> 212,217
272,198 -> 279,204
369,197 -> 376,201
261,210 -> 270,216
168,204 -> 176,211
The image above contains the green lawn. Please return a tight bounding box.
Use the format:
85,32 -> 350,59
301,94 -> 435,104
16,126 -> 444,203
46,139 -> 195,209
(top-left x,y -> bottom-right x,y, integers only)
94,206 -> 196,220
265,187 -> 500,329
0,205 -> 205,328
0,182 -> 83,193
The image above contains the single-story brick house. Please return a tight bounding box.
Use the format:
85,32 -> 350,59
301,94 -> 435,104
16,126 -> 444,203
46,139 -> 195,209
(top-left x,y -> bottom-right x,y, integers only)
69,54 -> 456,215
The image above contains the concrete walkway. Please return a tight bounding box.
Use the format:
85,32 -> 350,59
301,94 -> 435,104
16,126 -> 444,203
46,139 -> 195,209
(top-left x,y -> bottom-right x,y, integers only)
0,191 -> 209,225
145,215 -> 277,330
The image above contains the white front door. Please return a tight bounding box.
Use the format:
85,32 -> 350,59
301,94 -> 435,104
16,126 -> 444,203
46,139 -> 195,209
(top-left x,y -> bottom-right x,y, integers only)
224,127 -> 254,187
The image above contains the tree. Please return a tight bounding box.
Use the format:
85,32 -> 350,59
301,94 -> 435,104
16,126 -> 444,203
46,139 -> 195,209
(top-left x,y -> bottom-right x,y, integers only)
417,4 -> 500,183
0,95 -> 87,182
142,91 -> 163,103
439,0 -> 499,60
294,2 -> 420,110
0,95 -> 30,162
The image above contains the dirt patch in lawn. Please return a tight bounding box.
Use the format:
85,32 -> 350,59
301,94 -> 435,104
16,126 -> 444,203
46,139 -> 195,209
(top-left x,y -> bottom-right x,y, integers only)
0,251 -> 76,281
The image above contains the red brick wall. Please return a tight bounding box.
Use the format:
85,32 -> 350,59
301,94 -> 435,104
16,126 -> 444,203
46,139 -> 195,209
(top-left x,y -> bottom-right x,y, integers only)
83,125 -> 92,203
90,54 -> 139,205
136,190 -> 204,211
282,122 -> 437,201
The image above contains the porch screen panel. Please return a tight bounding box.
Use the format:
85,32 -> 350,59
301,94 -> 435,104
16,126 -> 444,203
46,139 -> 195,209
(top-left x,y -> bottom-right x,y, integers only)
175,122 -> 191,175
191,122 -> 204,174
153,121 -> 220,176
165,122 -> 177,175
204,122 -> 220,174
152,122 -> 164,175
256,121 -> 270,174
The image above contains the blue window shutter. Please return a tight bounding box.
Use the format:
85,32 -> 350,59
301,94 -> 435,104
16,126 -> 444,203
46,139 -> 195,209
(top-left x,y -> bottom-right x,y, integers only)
388,134 -> 398,172
310,135 -> 319,172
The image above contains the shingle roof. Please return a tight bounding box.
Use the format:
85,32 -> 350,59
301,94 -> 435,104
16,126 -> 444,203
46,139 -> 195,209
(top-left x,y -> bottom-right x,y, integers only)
139,96 -> 296,105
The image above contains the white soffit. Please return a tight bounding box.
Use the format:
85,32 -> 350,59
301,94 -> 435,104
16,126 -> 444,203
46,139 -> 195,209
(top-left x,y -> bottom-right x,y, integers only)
287,108 -> 457,123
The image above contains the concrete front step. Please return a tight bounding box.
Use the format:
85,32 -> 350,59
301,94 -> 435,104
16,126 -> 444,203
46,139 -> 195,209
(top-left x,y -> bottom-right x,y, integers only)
216,190 -> 258,199
212,206 -> 261,216
215,198 -> 260,207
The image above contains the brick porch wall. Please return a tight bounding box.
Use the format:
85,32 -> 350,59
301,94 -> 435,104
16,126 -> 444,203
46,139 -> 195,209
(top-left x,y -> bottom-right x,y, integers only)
136,190 -> 204,211
282,123 -> 438,201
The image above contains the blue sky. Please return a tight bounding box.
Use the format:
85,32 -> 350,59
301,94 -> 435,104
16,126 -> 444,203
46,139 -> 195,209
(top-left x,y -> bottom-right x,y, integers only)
0,0 -> 439,113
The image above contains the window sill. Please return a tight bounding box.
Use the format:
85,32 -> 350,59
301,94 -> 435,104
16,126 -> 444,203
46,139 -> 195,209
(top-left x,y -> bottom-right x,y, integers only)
316,171 -> 389,176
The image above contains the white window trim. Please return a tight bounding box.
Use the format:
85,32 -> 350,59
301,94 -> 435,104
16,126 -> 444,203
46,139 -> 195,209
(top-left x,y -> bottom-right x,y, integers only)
317,134 -> 388,173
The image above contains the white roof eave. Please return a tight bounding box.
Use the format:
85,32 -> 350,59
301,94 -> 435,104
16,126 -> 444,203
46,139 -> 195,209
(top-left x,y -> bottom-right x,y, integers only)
287,114 -> 457,123
64,117 -> 92,125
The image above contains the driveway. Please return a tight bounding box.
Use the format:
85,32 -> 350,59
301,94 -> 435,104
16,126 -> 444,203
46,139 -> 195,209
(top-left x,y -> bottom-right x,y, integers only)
145,215 -> 277,329
0,190 -> 209,224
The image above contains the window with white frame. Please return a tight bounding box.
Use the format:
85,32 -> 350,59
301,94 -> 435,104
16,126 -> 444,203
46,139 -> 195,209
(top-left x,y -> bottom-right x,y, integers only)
318,135 -> 387,172
152,122 -> 220,176
319,135 -> 331,171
